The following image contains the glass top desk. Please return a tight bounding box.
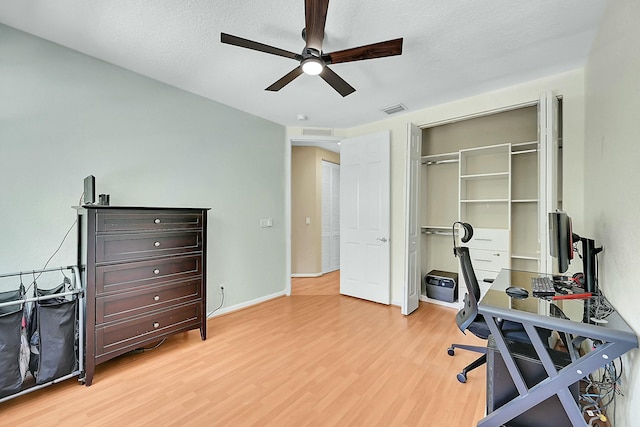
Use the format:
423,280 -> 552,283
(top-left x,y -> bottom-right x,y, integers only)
477,269 -> 638,427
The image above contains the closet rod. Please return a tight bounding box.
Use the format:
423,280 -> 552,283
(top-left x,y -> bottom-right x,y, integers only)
425,159 -> 459,166
0,264 -> 78,280
422,230 -> 456,236
512,148 -> 537,155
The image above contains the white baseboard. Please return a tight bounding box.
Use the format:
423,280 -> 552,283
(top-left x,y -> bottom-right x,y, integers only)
207,290 -> 286,318
291,272 -> 323,278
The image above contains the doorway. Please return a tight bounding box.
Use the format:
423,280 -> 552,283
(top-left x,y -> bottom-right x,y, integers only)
290,143 -> 341,277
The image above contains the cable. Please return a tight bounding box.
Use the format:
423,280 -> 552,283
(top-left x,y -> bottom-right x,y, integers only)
581,357 -> 623,421
24,218 -> 78,294
131,338 -> 166,354
40,219 -> 77,273
25,191 -> 85,293
207,288 -> 225,317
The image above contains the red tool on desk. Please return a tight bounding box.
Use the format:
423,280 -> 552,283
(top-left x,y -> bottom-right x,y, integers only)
552,292 -> 592,300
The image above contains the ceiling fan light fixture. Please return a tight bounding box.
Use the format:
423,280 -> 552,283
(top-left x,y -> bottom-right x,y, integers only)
301,58 -> 324,75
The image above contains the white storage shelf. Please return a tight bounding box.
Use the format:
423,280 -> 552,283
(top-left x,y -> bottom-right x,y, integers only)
419,104 -> 554,310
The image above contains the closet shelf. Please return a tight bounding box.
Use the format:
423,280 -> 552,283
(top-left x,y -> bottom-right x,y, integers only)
512,199 -> 538,203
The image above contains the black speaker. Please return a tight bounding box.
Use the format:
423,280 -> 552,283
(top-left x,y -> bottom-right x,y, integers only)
83,175 -> 95,205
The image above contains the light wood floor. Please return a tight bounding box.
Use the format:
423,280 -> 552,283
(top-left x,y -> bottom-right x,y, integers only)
1,270 -> 486,426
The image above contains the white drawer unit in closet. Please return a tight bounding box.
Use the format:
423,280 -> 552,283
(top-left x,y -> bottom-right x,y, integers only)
466,228 -> 509,251
465,228 -> 510,296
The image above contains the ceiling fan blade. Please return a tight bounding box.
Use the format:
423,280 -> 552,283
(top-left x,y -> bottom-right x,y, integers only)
325,38 -> 403,64
304,0 -> 329,51
221,33 -> 302,61
319,66 -> 355,97
265,67 -> 304,92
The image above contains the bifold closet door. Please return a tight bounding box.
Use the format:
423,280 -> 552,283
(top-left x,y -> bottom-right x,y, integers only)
322,160 -> 340,273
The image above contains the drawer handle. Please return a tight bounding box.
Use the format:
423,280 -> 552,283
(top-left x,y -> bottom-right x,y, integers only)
475,238 -> 493,241
154,241 -> 161,247
153,269 -> 160,275
154,295 -> 160,301
153,322 -> 160,328
475,259 -> 492,263
154,218 -> 161,224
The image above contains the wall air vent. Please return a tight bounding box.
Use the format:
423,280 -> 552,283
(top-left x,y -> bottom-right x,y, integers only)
381,103 -> 407,115
302,128 -> 334,137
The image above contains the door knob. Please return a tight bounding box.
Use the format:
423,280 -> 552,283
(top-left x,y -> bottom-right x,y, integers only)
377,237 -> 388,243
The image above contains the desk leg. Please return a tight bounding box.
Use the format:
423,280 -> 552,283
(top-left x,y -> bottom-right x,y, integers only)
484,316 -> 528,395
479,315 -> 635,427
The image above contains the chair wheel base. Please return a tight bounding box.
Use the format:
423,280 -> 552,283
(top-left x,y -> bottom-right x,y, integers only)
447,347 -> 455,356
457,372 -> 467,383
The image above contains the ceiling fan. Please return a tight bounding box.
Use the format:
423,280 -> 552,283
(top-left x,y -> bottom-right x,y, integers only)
220,0 -> 403,97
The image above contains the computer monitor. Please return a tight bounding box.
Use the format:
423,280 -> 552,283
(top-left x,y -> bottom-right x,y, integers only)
548,210 -> 602,294
549,210 -> 573,273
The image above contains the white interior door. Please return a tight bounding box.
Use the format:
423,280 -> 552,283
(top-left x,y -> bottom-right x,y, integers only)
340,131 -> 391,304
403,123 -> 421,315
322,160 -> 340,273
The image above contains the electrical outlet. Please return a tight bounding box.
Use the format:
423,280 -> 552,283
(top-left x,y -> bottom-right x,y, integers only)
259,218 -> 274,228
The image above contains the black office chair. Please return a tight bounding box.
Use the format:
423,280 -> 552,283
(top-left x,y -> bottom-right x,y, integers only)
447,222 -> 533,383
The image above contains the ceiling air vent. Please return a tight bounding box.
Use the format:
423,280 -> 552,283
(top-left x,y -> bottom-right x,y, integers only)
381,103 -> 407,115
302,128 -> 334,137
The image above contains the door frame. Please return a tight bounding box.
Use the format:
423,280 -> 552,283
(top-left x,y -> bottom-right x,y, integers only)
287,135 -> 342,294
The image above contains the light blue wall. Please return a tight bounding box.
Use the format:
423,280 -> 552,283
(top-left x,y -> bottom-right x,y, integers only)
584,2 -> 640,426
0,24 -> 288,312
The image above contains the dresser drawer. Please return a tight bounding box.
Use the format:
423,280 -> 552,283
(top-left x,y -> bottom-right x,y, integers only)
96,231 -> 202,263
469,248 -> 509,272
96,254 -> 202,295
96,211 -> 203,232
96,278 -> 202,325
467,228 -> 509,251
95,302 -> 201,358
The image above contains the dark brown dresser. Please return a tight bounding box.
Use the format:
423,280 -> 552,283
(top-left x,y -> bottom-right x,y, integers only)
76,206 -> 209,386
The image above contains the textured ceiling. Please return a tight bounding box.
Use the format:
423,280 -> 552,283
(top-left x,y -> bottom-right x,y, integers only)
0,0 -> 607,128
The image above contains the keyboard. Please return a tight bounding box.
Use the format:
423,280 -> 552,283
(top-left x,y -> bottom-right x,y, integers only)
531,276 -> 555,297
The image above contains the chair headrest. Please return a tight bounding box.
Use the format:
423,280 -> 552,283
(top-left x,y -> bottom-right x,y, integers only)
452,221 -> 474,256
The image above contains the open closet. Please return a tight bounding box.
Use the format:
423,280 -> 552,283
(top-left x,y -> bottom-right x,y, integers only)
417,95 -> 562,309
